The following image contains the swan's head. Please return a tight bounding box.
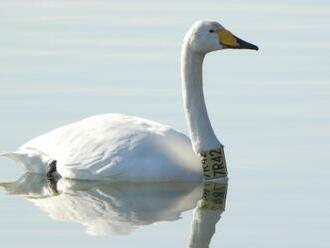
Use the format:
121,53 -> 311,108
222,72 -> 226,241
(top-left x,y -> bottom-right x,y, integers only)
184,20 -> 258,54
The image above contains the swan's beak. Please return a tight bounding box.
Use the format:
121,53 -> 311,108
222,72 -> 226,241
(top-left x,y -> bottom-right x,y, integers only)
216,29 -> 259,51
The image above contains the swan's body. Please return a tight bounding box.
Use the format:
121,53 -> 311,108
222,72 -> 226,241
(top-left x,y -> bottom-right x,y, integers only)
2,20 -> 258,181
5,114 -> 201,181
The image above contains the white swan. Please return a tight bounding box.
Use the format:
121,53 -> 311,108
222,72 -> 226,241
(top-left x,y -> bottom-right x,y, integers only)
1,20 -> 258,181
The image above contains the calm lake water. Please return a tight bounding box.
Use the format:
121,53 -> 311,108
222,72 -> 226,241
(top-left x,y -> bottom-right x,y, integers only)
0,0 -> 329,247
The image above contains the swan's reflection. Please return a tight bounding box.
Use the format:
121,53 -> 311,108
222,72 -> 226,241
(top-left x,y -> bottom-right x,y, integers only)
0,173 -> 202,235
0,174 -> 227,245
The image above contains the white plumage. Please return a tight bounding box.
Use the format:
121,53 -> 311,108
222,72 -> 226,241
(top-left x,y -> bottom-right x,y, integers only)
4,114 -> 201,181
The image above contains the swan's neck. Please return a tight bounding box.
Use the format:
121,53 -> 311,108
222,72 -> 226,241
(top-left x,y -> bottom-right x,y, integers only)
181,44 -> 221,153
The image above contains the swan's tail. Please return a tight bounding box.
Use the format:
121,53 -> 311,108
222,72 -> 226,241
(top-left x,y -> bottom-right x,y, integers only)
1,151 -> 25,162
0,150 -> 49,174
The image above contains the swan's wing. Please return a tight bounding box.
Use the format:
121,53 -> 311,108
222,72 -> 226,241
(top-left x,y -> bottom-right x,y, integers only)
20,114 -> 201,181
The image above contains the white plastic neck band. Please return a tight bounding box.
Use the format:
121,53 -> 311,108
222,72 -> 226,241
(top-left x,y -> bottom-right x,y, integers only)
198,146 -> 228,180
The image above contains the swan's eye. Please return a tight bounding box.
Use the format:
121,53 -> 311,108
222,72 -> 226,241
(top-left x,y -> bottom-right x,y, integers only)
209,29 -> 215,33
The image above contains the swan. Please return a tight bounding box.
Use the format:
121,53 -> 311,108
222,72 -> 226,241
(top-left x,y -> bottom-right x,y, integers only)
1,20 -> 258,181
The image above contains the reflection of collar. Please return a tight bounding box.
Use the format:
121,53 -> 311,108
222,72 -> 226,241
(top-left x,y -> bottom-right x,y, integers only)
198,182 -> 228,211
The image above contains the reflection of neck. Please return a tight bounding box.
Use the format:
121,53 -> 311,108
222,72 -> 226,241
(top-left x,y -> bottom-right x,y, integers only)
187,183 -> 227,248
181,43 -> 221,153
188,208 -> 222,248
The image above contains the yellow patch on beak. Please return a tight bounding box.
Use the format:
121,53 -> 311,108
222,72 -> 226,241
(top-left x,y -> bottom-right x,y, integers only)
216,29 -> 239,47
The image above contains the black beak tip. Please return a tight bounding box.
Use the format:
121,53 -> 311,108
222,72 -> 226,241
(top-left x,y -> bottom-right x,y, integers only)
243,42 -> 259,51
234,36 -> 259,51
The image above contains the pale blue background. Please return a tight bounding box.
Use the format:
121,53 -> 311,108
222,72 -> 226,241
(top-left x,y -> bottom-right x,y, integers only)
0,0 -> 329,247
